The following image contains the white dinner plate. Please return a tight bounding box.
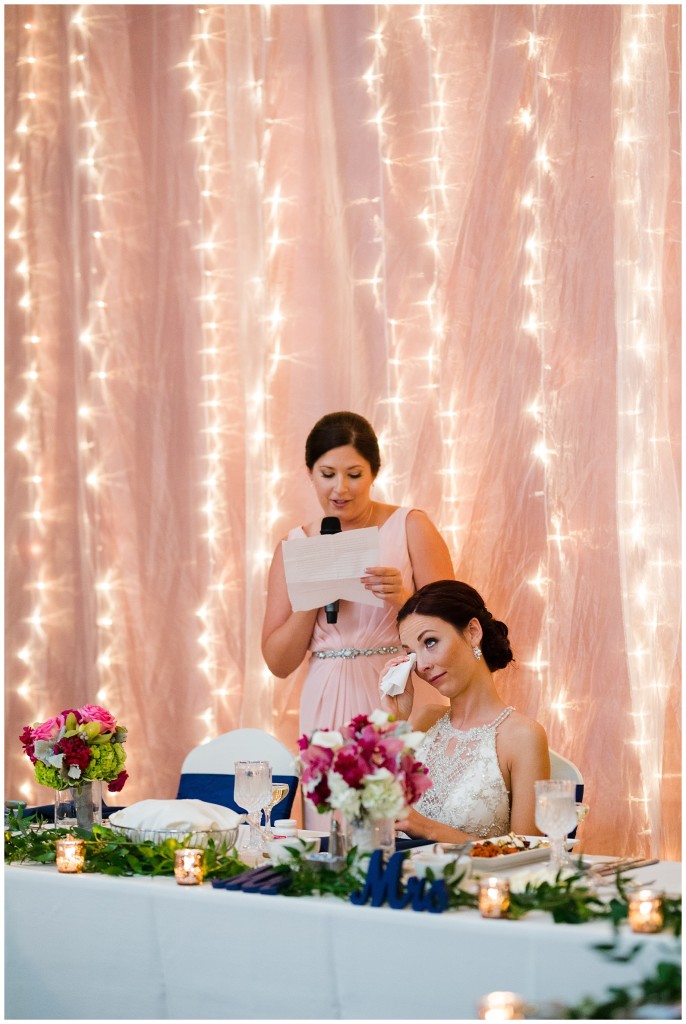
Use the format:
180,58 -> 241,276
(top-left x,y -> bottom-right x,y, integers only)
297,829 -> 329,841
466,835 -> 578,874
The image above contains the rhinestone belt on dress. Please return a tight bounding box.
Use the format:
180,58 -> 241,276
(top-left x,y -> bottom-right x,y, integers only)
311,646 -> 400,660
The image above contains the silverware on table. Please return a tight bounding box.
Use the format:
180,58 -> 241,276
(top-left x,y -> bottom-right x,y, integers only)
586,857 -> 659,877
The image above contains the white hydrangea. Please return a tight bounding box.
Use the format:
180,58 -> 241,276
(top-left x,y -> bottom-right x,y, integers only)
327,772 -> 362,819
310,729 -> 344,750
401,731 -> 426,751
359,768 -> 406,820
368,708 -> 392,727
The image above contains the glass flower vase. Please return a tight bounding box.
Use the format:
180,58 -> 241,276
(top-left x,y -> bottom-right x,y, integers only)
347,815 -> 395,860
54,780 -> 102,832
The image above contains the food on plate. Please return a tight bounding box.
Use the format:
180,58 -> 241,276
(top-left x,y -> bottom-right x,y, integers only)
470,833 -> 534,858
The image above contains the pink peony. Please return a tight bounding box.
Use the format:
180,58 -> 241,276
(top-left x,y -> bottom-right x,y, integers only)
32,714 -> 66,741
78,704 -> 117,734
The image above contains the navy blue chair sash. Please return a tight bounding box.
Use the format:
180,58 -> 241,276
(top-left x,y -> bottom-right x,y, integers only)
176,772 -> 298,823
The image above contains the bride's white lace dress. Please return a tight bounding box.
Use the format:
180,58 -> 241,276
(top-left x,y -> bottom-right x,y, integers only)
415,707 -> 513,838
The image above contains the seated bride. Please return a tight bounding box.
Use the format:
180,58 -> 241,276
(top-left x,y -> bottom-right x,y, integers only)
380,579 -> 550,843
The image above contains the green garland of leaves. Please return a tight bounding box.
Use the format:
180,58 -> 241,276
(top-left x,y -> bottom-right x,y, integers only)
562,960 -> 681,1019
5,814 -> 248,880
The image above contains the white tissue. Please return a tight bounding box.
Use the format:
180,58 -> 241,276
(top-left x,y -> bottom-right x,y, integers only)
379,653 -> 416,697
109,798 -> 244,832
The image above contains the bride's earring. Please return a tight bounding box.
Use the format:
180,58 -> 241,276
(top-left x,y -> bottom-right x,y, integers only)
472,646 -> 482,660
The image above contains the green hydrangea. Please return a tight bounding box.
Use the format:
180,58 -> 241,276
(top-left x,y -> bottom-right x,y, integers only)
34,762 -> 69,791
82,741 -> 126,782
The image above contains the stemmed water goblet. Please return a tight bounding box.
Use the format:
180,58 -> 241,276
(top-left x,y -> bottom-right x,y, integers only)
261,782 -> 289,840
535,779 -> 579,875
234,760 -> 272,853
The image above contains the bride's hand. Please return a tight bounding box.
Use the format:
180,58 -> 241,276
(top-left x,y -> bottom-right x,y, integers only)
379,656 -> 415,720
395,806 -> 434,840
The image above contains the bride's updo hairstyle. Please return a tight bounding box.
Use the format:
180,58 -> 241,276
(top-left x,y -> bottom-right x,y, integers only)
397,580 -> 514,672
305,412 -> 381,477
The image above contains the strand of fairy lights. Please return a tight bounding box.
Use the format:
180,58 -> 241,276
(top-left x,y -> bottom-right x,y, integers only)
185,6 -> 233,742
414,7 -> 461,549
10,19 -> 47,800
69,9 -> 120,716
522,18 -> 565,720
360,9 -> 397,503
614,7 -> 673,844
253,4 -> 290,726
186,6 -> 284,735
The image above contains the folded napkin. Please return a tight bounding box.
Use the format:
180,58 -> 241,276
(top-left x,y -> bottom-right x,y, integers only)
109,799 -> 243,832
379,653 -> 416,697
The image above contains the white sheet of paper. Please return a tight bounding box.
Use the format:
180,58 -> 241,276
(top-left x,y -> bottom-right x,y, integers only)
282,527 -> 384,612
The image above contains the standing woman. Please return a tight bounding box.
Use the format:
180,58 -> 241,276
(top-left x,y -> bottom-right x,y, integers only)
262,412 -> 454,820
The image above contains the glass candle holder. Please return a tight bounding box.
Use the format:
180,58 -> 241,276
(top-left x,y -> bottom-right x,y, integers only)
174,848 -> 205,885
628,889 -> 664,933
55,837 -> 86,873
478,991 -> 526,1020
478,877 -> 511,918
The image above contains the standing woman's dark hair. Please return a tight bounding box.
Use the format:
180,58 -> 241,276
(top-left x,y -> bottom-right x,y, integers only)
397,579 -> 514,672
305,412 -> 381,477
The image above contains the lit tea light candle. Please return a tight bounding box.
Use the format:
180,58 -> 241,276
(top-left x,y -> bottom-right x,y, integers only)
628,889 -> 664,933
478,877 -> 511,918
55,837 -> 85,873
478,990 -> 526,1020
174,848 -> 205,885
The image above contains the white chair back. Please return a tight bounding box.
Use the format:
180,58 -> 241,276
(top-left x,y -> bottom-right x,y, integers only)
549,749 -> 583,785
180,728 -> 298,775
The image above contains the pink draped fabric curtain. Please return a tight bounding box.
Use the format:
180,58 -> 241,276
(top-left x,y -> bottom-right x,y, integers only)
5,5 -> 680,858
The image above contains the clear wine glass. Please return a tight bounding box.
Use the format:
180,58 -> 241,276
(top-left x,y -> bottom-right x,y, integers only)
576,801 -> 590,826
535,779 -> 579,874
234,760 -> 272,853
261,782 -> 289,840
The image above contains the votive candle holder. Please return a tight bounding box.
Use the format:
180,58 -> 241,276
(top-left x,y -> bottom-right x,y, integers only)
628,889 -> 664,933
478,991 -> 526,1020
55,837 -> 86,873
174,848 -> 205,885
478,877 -> 511,918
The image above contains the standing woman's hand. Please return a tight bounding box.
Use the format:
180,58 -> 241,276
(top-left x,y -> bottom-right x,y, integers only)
379,655 -> 415,721
361,566 -> 409,609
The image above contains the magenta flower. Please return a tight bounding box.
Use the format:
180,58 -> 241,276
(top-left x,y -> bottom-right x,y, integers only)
19,726 -> 37,763
54,735 -> 92,773
348,714 -> 370,736
308,775 -> 332,809
333,747 -> 371,789
399,752 -> 433,803
299,743 -> 335,789
107,769 -> 128,793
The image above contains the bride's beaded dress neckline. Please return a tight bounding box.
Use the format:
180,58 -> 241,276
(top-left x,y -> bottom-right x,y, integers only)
415,707 -> 514,838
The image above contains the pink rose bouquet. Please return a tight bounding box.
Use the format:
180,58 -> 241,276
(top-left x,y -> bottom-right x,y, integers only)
298,710 -> 432,822
20,704 -> 128,793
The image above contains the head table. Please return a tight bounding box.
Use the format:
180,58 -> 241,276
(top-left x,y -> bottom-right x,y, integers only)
5,853 -> 680,1020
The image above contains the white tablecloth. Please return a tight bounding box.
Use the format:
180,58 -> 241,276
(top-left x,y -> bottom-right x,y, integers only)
5,860 -> 681,1020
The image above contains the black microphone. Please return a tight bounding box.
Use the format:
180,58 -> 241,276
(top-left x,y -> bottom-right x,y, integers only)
320,516 -> 342,624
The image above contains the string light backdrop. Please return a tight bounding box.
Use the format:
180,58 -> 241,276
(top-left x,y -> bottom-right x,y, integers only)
5,5 -> 680,859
